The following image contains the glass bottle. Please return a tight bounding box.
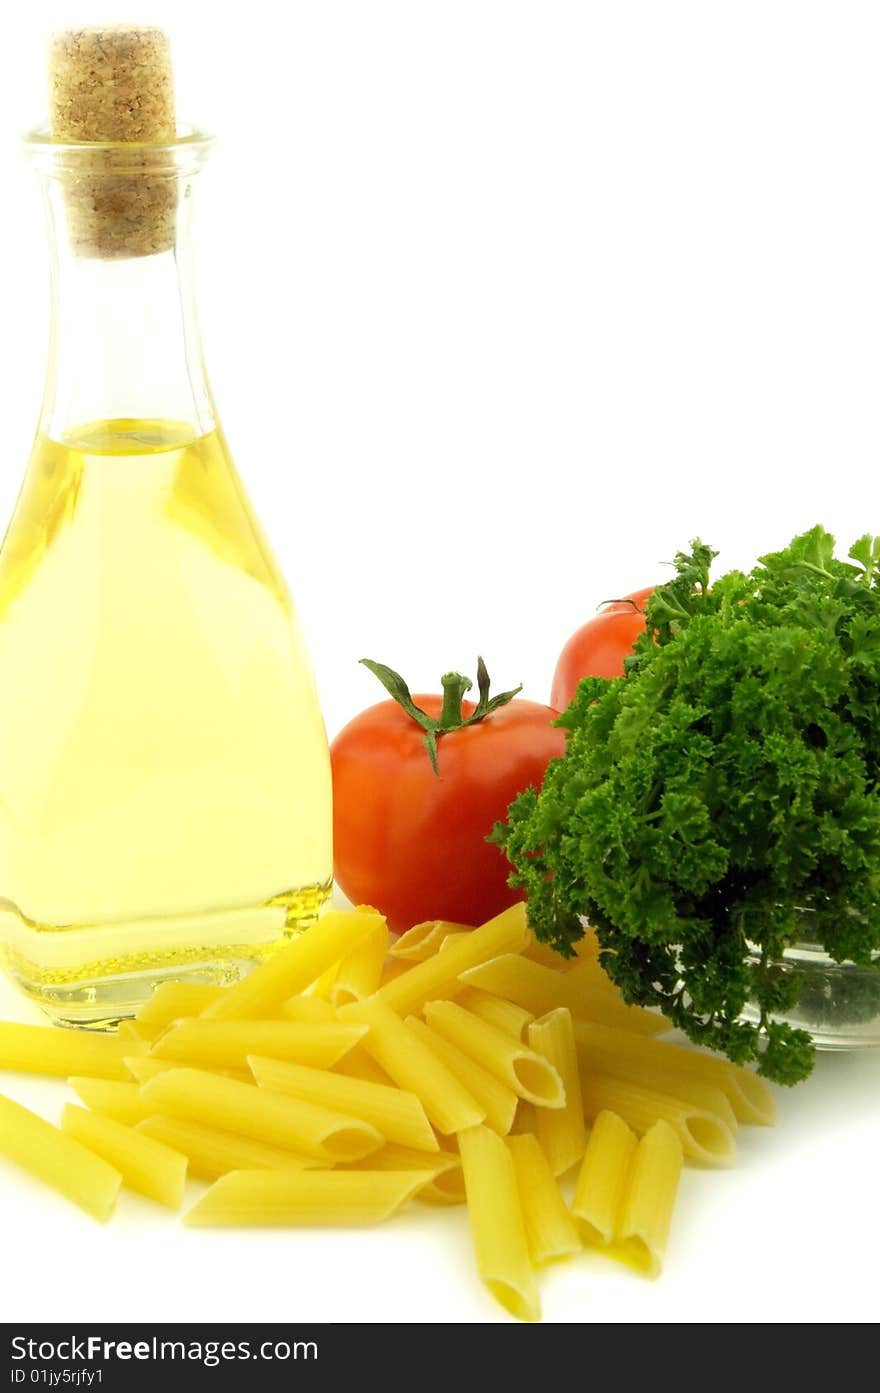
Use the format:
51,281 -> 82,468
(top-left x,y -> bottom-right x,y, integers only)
0,128 -> 333,1027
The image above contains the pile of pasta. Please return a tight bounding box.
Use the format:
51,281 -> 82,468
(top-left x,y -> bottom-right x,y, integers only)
0,903 -> 776,1322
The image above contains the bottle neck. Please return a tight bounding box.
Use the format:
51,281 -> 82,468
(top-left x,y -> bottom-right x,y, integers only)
36,159 -> 215,444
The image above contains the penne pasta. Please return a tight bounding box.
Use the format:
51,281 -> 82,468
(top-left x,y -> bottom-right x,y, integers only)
616,1120 -> 683,1278
564,957 -> 630,997
61,1103 -> 188,1210
0,897 -> 764,1304
378,958 -> 411,987
580,1075 -> 736,1168
309,962 -> 341,1001
68,1077 -> 152,1126
507,1133 -> 581,1265
572,1020 -> 776,1127
0,1092 -> 122,1222
456,987 -> 533,1040
522,931 -> 572,971
333,1046 -> 395,1088
133,983 -> 307,1036
342,1144 -> 465,1205
458,1124 -> 540,1323
437,933 -> 471,952
527,1010 -> 586,1175
124,1055 -> 178,1082
572,925 -> 601,959
202,907 -> 386,1020
405,1016 -> 518,1136
248,1055 -> 438,1153
331,920 -> 390,1007
390,920 -> 474,961
510,1102 -> 538,1136
0,1021 -> 143,1081
572,1109 -> 637,1246
278,996 -> 336,1022
135,1116 -> 318,1179
423,1001 -> 564,1109
140,1067 -> 383,1163
369,903 -> 530,1017
343,997 -> 485,1135
458,955 -> 669,1036
134,981 -> 225,1029
573,1032 -> 737,1134
151,1020 -> 366,1070
116,1020 -> 152,1043
184,1168 -> 429,1227
124,1055 -> 251,1085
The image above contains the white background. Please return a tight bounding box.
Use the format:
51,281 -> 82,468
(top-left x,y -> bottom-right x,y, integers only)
1,0 -> 879,1324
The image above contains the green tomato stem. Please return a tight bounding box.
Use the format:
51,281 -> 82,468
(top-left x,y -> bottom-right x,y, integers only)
359,656 -> 523,777
439,672 -> 474,729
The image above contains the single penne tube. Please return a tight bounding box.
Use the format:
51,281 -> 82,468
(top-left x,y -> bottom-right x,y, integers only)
405,1016 -> 518,1136
116,1020 -> 152,1042
124,1055 -> 250,1085
342,1144 -> 465,1205
135,1115 -> 318,1179
507,1132 -> 581,1264
333,1046 -> 395,1087
572,1020 -> 775,1126
125,1055 -> 178,1082
572,1109 -> 637,1245
140,1067 -> 384,1162
572,925 -> 601,959
458,1124 -> 540,1323
580,1075 -> 736,1168
202,908 -> 387,1020
61,1103 -> 188,1209
458,956 -> 669,1036
309,962 -> 341,1001
391,920 -> 474,961
378,958 -> 411,986
248,1055 -> 438,1153
151,1020 -> 366,1070
457,988 -> 534,1039
0,1022 -> 142,1081
68,1077 -> 152,1126
573,1037 -> 737,1133
342,997 -> 485,1135
522,931 -> 572,971
331,920 -> 390,1007
368,903 -> 530,1017
616,1119 -> 683,1278
527,1010 -> 586,1174
184,1168 -> 429,1226
134,981 -> 225,1029
510,1102 -> 537,1136
438,933 -> 471,952
423,1001 -> 564,1109
564,957 -> 630,996
0,1092 -> 122,1222
279,996 -> 336,1022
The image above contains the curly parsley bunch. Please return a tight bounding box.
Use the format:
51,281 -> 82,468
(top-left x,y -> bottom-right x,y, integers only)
495,527 -> 880,1083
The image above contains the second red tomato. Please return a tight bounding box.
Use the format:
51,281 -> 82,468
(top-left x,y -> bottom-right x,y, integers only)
550,587 -> 654,711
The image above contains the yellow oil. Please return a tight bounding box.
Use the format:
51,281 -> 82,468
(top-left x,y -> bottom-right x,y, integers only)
0,419 -> 332,1026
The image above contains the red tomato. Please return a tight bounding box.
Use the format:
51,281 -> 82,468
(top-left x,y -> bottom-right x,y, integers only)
331,691 -> 565,935
550,587 -> 654,711
606,586 -> 654,613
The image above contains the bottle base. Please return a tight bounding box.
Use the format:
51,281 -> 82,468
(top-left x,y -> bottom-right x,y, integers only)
0,881 -> 332,1030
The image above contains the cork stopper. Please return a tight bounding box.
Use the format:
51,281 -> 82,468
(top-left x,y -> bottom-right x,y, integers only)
48,26 -> 178,259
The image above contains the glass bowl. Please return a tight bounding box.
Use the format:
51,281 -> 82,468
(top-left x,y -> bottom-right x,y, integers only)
741,927 -> 880,1049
